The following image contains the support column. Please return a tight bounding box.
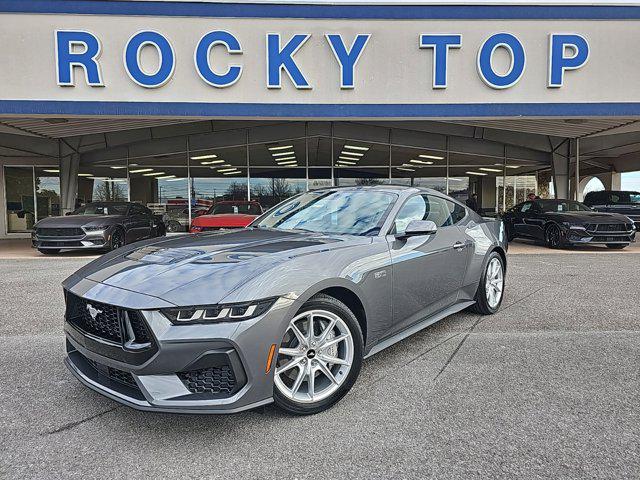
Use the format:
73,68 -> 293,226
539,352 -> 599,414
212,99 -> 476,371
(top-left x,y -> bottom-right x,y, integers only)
611,171 -> 622,190
551,140 -> 570,199
60,153 -> 80,214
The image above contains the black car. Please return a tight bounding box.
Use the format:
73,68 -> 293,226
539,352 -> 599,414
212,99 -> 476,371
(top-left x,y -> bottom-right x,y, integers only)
502,199 -> 636,249
32,202 -> 165,254
583,190 -> 640,231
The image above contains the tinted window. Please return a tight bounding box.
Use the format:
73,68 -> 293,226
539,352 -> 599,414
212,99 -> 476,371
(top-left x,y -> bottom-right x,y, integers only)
520,202 -> 533,213
394,195 -> 453,234
210,203 -> 262,215
538,200 -> 591,212
130,204 -> 148,215
253,190 -> 396,236
447,200 -> 467,224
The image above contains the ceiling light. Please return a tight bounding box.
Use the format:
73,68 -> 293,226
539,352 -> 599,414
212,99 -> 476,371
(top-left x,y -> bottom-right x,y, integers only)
130,168 -> 153,173
396,167 -> 416,172
466,171 -> 487,176
479,167 -> 503,173
419,154 -> 444,160
110,166 -> 127,170
339,156 -> 360,161
201,160 -> 225,165
190,154 -> 218,160
272,151 -> 295,157
43,169 -> 59,173
166,178 -> 185,182
337,160 -> 357,165
343,145 -> 370,151
218,168 -> 240,173
222,170 -> 241,175
268,145 -> 293,151
77,173 -> 93,177
275,156 -> 296,162
506,165 -> 520,169
276,160 -> 298,166
410,159 -> 433,165
340,151 -> 364,157
158,175 -> 177,180
143,171 -> 165,176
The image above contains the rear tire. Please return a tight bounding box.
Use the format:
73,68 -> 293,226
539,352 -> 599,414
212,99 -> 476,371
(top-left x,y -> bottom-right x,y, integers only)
109,228 -> 125,251
606,244 -> 627,249
469,251 -> 505,315
166,220 -> 183,233
273,294 -> 363,415
38,248 -> 60,255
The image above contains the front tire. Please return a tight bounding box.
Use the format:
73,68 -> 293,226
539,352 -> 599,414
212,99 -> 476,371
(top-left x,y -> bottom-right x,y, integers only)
109,228 -> 125,251
165,220 -> 183,233
606,244 -> 627,249
469,252 -> 505,315
544,223 -> 563,249
273,294 -> 363,415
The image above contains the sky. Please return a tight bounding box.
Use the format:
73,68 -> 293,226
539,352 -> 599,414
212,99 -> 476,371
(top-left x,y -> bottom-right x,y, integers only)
622,171 -> 640,191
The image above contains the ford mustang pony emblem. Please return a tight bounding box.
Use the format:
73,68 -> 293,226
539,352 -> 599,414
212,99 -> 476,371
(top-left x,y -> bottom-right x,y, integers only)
86,304 -> 102,320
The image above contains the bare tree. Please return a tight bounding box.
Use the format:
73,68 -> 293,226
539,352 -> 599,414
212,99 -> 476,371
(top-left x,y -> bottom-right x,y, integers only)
93,181 -> 126,202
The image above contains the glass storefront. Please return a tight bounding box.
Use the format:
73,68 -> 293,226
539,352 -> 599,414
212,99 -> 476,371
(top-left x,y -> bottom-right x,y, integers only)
4,166 -> 60,233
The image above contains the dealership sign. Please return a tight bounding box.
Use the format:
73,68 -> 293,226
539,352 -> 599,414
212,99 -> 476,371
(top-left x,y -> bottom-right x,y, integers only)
55,30 -> 589,90
0,5 -> 639,117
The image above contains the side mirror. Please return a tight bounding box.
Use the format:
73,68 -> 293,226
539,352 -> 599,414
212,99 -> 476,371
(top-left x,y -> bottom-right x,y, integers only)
397,220 -> 437,238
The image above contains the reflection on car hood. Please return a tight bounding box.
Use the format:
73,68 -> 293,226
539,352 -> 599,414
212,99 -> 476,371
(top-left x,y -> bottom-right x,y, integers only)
34,214 -> 122,228
72,228 -> 369,306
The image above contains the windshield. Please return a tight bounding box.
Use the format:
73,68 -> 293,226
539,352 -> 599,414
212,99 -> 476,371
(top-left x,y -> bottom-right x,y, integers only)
538,200 -> 592,213
252,190 -> 397,236
72,203 -> 128,215
608,192 -> 640,204
208,203 -> 261,215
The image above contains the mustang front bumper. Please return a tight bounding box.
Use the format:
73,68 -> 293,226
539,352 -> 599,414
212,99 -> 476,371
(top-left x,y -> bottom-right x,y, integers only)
563,226 -> 636,245
64,284 -> 295,414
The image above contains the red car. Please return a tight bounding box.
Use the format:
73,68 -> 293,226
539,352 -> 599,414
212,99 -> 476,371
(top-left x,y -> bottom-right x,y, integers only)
190,200 -> 263,233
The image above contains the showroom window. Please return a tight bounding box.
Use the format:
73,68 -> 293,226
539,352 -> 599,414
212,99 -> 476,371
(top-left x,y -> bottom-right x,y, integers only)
4,166 -> 60,233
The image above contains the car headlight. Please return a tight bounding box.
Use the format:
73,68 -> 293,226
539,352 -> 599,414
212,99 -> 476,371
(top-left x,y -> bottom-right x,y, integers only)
161,297 -> 278,324
562,222 -> 585,230
83,225 -> 107,232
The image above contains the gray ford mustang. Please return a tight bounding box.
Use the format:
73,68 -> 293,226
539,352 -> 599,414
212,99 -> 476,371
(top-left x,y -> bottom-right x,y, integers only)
63,186 -> 507,415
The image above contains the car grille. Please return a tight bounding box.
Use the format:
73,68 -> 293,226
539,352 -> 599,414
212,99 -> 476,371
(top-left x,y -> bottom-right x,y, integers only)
87,357 -> 138,388
592,235 -> 632,243
584,223 -> 632,232
178,366 -> 236,395
36,227 -> 84,237
65,292 -> 152,346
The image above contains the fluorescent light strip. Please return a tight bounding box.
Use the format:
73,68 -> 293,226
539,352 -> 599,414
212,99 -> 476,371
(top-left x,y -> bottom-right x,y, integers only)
410,159 -> 433,165
130,168 -> 153,173
222,170 -> 241,175
340,151 -> 364,157
143,172 -> 165,176
110,166 -> 127,170
272,151 -> 295,157
201,160 -> 225,165
466,171 -> 487,176
343,145 -> 370,151
166,178 -> 185,182
396,167 -> 415,172
419,154 -> 445,160
494,164 -> 521,169
276,160 -> 298,165
275,156 -> 296,162
191,154 -> 217,160
268,145 -> 293,151
158,175 -> 177,180
479,167 -> 503,173
339,156 -> 360,161
43,169 -> 59,173
77,173 -> 93,177
218,168 -> 239,173
337,160 -> 357,165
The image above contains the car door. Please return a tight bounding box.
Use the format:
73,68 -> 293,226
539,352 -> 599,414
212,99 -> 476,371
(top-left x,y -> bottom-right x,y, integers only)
127,204 -> 153,242
386,194 -> 469,336
511,201 -> 533,237
519,201 -> 546,240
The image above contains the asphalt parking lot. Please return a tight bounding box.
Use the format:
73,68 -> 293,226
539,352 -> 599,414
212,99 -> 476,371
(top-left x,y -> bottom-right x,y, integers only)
1,251 -> 638,479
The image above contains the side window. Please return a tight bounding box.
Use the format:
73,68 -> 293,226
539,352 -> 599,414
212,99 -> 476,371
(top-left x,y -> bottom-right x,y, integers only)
394,196 -> 427,234
425,195 -> 453,227
520,202 -> 532,213
130,204 -> 146,215
446,200 -> 467,224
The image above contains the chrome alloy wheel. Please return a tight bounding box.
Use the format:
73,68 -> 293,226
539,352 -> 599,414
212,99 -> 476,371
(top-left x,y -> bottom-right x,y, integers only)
274,309 -> 354,404
485,257 -> 504,309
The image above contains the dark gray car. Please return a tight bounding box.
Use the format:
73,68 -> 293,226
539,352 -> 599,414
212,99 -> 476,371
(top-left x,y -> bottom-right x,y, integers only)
32,202 -> 165,254
62,186 -> 507,415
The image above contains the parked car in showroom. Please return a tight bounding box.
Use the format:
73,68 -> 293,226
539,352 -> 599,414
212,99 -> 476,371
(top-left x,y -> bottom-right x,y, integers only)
32,201 -> 165,254
189,200 -> 263,233
163,205 -> 208,233
62,186 -> 507,415
583,190 -> 640,231
502,198 -> 636,249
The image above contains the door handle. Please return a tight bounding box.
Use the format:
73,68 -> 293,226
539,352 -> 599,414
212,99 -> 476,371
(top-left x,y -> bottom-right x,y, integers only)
453,241 -> 466,250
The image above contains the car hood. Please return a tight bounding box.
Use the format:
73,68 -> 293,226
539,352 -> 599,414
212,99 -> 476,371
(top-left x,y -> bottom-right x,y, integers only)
66,228 -> 371,306
591,205 -> 640,215
35,215 -> 122,228
545,211 -> 632,223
